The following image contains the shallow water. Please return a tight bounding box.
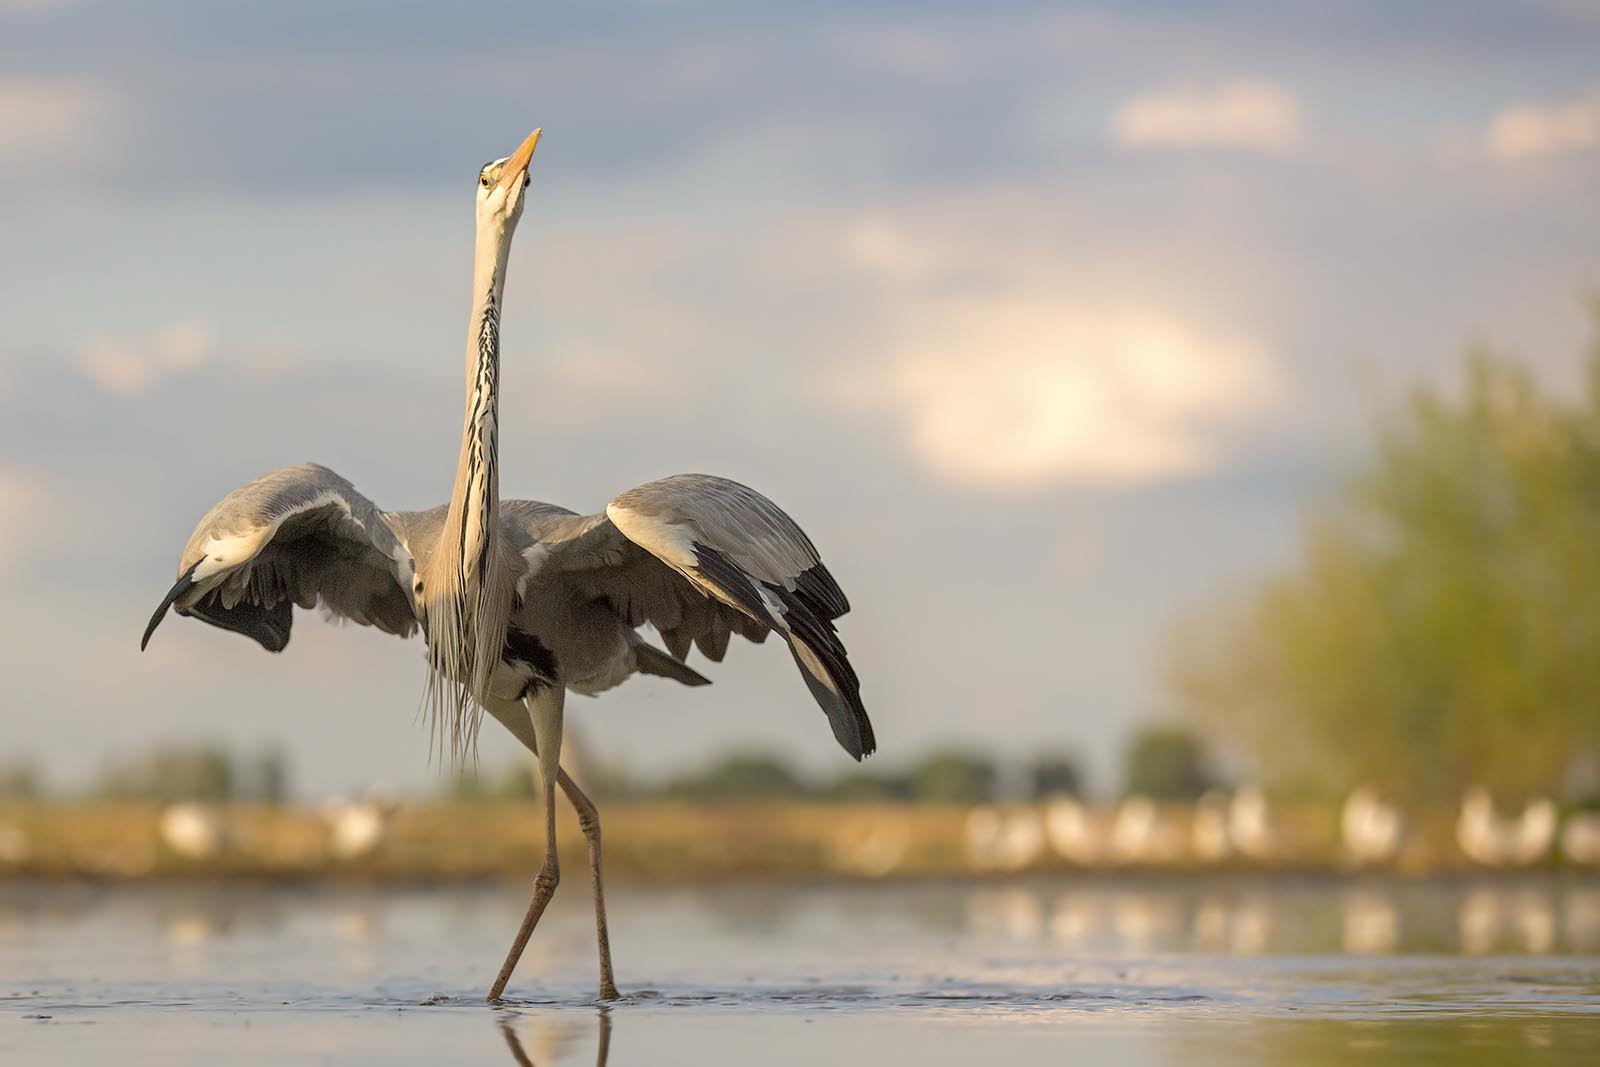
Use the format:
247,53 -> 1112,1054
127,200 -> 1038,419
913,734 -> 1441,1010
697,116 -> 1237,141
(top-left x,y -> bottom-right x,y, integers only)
3,878 -> 1598,1064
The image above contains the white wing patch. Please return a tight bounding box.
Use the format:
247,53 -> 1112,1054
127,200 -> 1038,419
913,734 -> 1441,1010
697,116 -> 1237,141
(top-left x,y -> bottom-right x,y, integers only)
605,502 -> 700,571
191,491 -> 355,584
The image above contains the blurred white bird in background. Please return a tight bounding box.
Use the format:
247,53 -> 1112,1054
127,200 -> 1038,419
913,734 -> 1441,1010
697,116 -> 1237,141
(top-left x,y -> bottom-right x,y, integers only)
964,807 -> 1046,871
1108,796 -> 1185,864
1043,797 -> 1102,865
1341,786 -> 1404,866
1190,790 -> 1232,864
1559,810 -> 1600,865
1227,785 -> 1276,861
1457,787 -> 1556,867
157,802 -> 229,860
322,789 -> 400,861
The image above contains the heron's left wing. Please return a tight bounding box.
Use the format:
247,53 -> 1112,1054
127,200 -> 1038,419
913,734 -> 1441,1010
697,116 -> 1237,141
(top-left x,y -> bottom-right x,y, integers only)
525,475 -> 874,760
142,462 -> 418,653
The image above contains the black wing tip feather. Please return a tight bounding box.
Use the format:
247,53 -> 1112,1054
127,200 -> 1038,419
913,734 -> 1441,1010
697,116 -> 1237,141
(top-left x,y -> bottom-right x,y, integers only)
795,562 -> 850,621
688,541 -> 873,759
767,583 -> 875,761
140,560 -> 201,651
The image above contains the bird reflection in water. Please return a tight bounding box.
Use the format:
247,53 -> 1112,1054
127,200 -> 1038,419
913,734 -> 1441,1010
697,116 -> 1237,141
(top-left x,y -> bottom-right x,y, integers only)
498,1010 -> 612,1067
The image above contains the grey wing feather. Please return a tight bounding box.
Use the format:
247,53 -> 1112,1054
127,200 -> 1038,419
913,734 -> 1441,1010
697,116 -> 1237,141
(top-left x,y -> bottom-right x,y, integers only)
528,474 -> 873,760
143,462 -> 418,652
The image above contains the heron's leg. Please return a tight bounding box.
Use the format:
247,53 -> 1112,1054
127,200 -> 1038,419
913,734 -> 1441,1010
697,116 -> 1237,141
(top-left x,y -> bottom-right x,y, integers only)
488,686 -> 565,1003
558,769 -> 619,1000
481,695 -> 621,1000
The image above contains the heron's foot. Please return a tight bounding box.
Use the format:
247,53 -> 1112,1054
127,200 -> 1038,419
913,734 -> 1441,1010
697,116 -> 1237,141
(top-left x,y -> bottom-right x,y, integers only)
599,979 -> 621,1002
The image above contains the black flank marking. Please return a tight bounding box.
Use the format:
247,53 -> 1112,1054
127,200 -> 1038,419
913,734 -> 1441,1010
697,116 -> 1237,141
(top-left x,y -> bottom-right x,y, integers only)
504,627 -> 560,697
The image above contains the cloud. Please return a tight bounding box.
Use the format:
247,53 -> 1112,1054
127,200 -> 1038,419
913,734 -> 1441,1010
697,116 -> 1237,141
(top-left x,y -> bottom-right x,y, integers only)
835,289 -> 1277,490
0,469 -> 40,577
0,79 -> 104,177
1112,80 -> 1303,152
75,321 -> 218,395
843,219 -> 948,286
1487,84 -> 1600,160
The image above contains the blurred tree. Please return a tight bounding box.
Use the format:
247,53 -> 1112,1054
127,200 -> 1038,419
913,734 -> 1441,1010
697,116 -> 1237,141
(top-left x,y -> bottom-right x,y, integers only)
1167,319 -> 1600,801
93,743 -> 234,802
1123,725 -> 1216,800
237,747 -> 289,805
904,751 -> 996,804
448,760 -> 539,801
822,768 -> 910,801
0,761 -> 43,801
662,752 -> 808,802
586,761 -> 644,802
1030,755 -> 1085,798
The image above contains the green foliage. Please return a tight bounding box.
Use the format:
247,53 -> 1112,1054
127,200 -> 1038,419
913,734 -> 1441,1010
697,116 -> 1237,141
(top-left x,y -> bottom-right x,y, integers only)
90,743 -> 290,803
902,751 -> 996,804
94,744 -> 233,802
447,748 -> 1021,806
1169,322 -> 1600,801
661,752 -> 808,802
448,758 -> 539,801
820,769 -> 911,801
1123,725 -> 1217,800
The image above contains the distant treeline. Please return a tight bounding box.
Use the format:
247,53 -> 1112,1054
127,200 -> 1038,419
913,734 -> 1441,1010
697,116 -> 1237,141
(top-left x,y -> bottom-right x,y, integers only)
1,723 -> 1229,806
0,745 -> 289,805
452,725 -> 1224,805
453,749 -> 1085,805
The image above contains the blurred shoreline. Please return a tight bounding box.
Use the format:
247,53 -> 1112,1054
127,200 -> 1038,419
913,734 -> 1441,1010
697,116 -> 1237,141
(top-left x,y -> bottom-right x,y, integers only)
3,800 -> 1595,882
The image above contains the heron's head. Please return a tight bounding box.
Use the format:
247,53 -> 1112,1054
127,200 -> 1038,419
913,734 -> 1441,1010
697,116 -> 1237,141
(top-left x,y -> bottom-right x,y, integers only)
476,128 -> 542,228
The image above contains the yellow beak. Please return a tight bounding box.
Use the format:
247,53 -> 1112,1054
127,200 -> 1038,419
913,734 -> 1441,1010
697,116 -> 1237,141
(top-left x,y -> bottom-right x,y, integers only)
496,128 -> 542,191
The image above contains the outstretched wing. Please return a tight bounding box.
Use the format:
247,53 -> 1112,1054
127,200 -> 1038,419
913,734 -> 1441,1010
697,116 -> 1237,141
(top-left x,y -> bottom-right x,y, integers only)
142,462 -> 418,653
519,475 -> 873,760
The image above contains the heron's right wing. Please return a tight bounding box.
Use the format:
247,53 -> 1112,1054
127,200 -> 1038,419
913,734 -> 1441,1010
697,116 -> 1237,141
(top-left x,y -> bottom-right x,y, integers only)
142,462 -> 418,653
509,476 -> 873,760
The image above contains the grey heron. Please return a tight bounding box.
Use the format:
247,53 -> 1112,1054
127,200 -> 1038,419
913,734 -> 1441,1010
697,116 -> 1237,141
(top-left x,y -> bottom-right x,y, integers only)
140,129 -> 874,1002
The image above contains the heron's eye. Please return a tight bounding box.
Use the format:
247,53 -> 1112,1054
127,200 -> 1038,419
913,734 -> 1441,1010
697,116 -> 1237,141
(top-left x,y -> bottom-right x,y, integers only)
522,174 -> 529,188
480,175 -> 491,189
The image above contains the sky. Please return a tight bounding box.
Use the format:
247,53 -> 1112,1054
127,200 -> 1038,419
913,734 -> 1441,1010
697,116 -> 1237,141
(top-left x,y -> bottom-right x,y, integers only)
2,0 -> 1598,797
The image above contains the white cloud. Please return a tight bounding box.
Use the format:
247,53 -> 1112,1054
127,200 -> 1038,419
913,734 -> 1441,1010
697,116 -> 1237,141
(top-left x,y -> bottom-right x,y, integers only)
843,219 -> 949,286
0,469 -> 39,577
1487,84 -> 1600,161
76,321 -> 218,395
835,289 -> 1277,490
1113,80 -> 1303,152
0,79 -> 104,177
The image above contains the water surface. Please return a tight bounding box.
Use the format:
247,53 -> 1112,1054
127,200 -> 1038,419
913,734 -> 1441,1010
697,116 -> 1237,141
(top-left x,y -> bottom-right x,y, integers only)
3,878 -> 1598,1064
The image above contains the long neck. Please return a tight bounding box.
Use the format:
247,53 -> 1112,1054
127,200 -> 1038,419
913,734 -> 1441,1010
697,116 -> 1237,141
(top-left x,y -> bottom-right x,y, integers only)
421,215 -> 517,761
446,219 -> 512,579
